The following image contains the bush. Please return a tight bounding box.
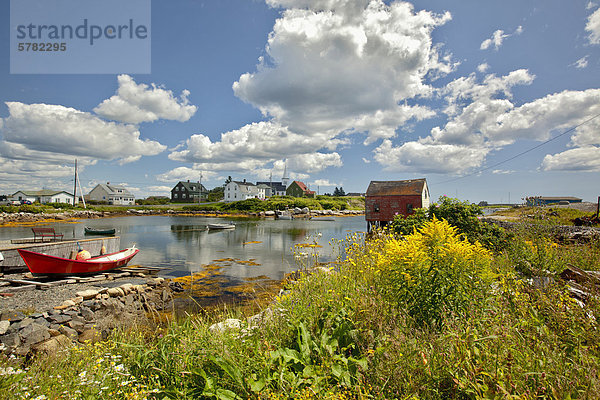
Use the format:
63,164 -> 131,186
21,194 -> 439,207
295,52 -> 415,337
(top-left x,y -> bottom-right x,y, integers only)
392,196 -> 510,252
379,217 -> 494,328
392,208 -> 429,236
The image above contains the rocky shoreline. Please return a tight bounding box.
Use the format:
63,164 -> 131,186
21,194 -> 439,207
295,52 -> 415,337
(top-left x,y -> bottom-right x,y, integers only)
0,276 -> 174,357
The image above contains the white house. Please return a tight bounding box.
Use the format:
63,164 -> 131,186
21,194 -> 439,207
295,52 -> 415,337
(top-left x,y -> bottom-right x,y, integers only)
88,183 -> 135,205
11,190 -> 77,204
224,180 -> 265,202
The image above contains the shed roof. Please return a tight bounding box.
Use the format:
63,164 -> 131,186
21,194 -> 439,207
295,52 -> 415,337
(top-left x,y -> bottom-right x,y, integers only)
366,179 -> 427,196
538,196 -> 582,201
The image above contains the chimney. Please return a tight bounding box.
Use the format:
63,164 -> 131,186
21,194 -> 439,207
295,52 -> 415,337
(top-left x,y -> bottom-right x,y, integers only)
243,179 -> 246,183
187,179 -> 190,182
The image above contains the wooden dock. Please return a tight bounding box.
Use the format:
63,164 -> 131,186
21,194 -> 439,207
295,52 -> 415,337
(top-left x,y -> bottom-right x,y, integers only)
0,236 -> 120,274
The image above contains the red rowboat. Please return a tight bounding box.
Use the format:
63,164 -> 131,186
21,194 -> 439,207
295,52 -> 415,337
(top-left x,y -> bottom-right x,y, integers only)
17,247 -> 139,275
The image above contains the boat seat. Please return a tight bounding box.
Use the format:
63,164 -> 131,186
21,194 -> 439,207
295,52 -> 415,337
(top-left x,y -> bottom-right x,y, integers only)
31,227 -> 64,242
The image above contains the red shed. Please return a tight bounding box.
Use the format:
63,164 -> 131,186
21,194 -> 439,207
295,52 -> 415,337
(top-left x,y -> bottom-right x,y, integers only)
365,178 -> 430,232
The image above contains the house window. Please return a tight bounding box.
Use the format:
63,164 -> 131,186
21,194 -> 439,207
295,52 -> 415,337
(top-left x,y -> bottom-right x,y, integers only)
407,204 -> 413,213
191,186 -> 195,191
183,194 -> 186,198
174,194 -> 178,198
374,204 -> 380,212
176,187 -> 179,191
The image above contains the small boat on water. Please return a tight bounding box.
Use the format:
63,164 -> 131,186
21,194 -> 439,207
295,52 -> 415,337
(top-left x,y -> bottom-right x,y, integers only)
277,215 -> 293,220
17,246 -> 139,275
207,223 -> 235,230
84,227 -> 116,235
311,217 -> 335,221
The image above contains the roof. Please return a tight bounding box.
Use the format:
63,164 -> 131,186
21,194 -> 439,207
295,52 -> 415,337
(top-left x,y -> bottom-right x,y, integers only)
233,181 -> 255,187
96,183 -> 134,196
256,181 -> 286,192
366,179 -> 427,196
538,196 -> 582,201
13,190 -> 72,196
175,181 -> 207,192
292,181 -> 309,191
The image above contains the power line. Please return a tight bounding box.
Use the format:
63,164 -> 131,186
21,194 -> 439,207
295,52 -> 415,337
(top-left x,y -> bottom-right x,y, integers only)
434,112 -> 600,185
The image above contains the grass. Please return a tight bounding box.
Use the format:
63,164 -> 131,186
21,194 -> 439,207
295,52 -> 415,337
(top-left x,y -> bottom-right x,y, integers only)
1,213 -> 599,399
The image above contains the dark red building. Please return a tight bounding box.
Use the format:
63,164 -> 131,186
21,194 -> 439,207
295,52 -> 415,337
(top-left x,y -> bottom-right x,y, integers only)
365,178 -> 430,232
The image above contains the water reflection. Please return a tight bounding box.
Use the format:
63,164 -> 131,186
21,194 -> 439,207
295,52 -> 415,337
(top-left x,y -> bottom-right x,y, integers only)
0,215 -> 365,281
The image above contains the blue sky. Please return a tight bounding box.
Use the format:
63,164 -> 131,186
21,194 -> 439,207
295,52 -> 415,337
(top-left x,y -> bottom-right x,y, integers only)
1,0 -> 599,203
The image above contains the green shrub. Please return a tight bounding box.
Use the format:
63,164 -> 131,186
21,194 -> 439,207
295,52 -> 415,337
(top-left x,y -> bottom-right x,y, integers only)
392,207 -> 429,236
392,196 -> 511,252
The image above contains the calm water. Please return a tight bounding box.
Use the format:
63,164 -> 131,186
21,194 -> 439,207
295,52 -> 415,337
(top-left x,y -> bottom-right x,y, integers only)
0,215 -> 367,281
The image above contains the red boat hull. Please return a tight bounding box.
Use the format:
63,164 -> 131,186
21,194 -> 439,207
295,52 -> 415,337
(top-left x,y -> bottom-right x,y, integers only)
17,248 -> 139,275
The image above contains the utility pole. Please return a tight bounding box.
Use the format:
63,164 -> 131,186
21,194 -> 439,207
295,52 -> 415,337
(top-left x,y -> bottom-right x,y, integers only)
199,172 -> 203,204
73,159 -> 77,206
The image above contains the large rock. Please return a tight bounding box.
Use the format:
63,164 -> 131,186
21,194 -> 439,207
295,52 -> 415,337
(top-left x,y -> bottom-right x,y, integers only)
19,323 -> 50,346
1,311 -> 25,322
209,318 -> 241,333
33,334 -> 72,356
120,283 -> 134,295
58,325 -> 78,340
48,313 -> 71,324
107,287 -> 125,297
80,307 -> 95,321
0,320 -> 10,335
78,329 -> 102,344
76,289 -> 100,300
0,332 -> 20,348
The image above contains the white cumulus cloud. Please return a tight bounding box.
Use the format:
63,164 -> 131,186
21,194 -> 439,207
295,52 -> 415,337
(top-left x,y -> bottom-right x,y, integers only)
586,8 -> 600,44
233,0 -> 451,139
1,102 -> 166,164
542,146 -> 600,171
94,75 -> 197,124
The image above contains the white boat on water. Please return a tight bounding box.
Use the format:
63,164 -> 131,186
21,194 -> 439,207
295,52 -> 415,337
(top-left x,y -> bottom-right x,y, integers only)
311,217 -> 335,221
207,223 -> 235,230
277,215 -> 293,220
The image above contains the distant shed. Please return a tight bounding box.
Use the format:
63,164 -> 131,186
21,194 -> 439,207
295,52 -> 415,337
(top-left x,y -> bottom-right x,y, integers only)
526,196 -> 582,206
365,178 -> 430,232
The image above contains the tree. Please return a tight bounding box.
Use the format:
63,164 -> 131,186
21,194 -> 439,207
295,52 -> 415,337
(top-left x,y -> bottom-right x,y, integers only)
339,187 -> 346,196
225,176 -> 232,184
333,187 -> 340,196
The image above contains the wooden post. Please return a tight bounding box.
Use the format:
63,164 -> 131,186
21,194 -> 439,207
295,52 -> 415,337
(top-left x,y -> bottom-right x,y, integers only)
597,196 -> 599,219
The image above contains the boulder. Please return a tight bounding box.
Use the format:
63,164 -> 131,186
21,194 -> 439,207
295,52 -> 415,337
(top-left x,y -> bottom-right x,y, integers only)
107,287 -> 125,297
0,320 -> 10,335
1,311 -> 25,322
54,299 -> 76,310
78,329 -> 102,344
0,332 -> 21,348
209,318 -> 241,333
80,307 -> 95,321
76,289 -> 100,300
33,334 -> 72,356
58,325 -> 78,340
19,323 -> 50,346
120,283 -> 134,295
48,313 -> 71,324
